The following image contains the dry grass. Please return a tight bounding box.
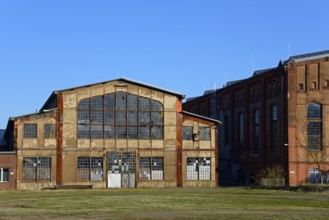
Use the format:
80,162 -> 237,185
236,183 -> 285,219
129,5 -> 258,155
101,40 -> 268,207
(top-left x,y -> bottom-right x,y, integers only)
0,187 -> 329,219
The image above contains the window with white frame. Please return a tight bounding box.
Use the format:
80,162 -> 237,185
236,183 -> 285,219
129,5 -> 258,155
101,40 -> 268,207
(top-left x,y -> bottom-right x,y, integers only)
139,157 -> 164,180
0,168 -> 9,182
187,157 -> 211,180
22,157 -> 51,182
77,157 -> 103,181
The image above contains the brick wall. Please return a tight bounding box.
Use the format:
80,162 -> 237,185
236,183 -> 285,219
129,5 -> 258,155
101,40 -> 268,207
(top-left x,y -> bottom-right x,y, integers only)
0,153 -> 16,190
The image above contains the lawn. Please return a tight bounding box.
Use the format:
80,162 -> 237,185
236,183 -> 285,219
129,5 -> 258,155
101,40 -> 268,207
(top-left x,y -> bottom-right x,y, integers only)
0,187 -> 329,220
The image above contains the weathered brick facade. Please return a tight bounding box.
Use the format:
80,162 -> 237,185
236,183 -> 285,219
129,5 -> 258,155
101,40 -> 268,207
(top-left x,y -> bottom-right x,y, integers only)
184,50 -> 329,186
0,152 -> 16,190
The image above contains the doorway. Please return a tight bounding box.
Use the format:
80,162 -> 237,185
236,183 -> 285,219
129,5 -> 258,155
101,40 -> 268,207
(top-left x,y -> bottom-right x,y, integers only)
107,152 -> 135,188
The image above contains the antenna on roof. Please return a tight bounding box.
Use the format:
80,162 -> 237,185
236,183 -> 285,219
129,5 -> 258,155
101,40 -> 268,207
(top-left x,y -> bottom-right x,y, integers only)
288,42 -> 291,57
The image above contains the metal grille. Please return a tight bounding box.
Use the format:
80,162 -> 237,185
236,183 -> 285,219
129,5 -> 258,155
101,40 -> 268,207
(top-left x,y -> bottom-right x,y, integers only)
44,124 -> 56,139
187,157 -> 211,180
23,123 -> 37,138
23,157 -> 51,182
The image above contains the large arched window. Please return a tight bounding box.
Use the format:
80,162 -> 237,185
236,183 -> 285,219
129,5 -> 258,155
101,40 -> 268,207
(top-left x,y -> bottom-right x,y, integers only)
307,103 -> 322,150
78,92 -> 164,139
271,105 -> 278,152
253,109 -> 260,154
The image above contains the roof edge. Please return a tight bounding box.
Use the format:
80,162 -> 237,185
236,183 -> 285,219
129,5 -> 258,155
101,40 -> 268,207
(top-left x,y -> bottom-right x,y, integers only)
181,111 -> 222,125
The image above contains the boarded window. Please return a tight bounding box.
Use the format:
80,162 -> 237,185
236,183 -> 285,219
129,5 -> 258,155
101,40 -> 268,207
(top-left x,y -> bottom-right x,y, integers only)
44,124 -> 56,139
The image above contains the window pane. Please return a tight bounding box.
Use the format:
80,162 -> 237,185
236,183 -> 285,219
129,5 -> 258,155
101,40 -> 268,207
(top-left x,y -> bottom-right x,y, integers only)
23,123 -> 37,138
78,98 -> 90,109
116,92 -> 126,110
139,97 -> 150,111
128,94 -> 138,110
78,124 -> 90,138
128,126 -> 138,139
139,112 -> 151,125
139,126 -> 150,139
92,110 -> 103,124
104,110 -> 115,124
151,157 -> 164,180
183,126 -> 193,140
91,157 -> 103,181
92,96 -> 103,109
77,157 -> 90,181
139,157 -> 151,180
116,125 -> 127,138
151,100 -> 163,111
91,125 -> 103,139
37,157 -> 51,181
199,127 -> 210,140
152,126 -> 163,139
307,103 -> 321,119
23,157 -> 37,182
78,109 -> 90,124
151,112 -> 163,125
308,168 -> 321,183
128,111 -> 138,125
2,168 -> 9,182
199,158 -> 211,180
104,125 -> 115,138
116,111 -> 127,124
104,93 -> 115,110
187,158 -> 198,180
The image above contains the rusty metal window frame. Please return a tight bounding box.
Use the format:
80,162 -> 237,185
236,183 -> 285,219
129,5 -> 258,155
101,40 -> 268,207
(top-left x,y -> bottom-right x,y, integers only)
77,156 -> 104,181
44,124 -> 56,139
77,92 -> 164,140
22,157 -> 51,182
187,157 -> 211,180
0,168 -> 9,182
23,123 -> 37,138
139,157 -> 164,180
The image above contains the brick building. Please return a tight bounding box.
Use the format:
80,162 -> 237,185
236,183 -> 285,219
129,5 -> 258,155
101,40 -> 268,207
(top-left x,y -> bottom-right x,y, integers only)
184,50 -> 329,186
1,78 -> 220,190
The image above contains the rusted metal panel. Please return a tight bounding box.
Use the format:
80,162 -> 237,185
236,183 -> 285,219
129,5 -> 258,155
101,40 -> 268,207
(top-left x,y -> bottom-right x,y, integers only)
176,111 -> 183,187
56,93 -> 63,185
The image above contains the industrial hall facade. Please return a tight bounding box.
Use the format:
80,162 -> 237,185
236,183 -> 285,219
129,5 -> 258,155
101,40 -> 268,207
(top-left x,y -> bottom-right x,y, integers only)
184,50 -> 329,186
0,78 -> 220,190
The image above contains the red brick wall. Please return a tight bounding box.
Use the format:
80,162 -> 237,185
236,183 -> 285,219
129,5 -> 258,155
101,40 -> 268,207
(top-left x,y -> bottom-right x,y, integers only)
0,153 -> 16,190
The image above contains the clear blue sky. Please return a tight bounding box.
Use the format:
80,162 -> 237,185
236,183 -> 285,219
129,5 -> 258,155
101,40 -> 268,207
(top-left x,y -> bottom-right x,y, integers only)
1,0 -> 329,128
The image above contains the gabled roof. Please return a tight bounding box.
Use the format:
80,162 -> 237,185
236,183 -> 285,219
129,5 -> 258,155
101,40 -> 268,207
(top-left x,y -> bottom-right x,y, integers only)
181,111 -> 222,125
56,78 -> 185,98
289,49 -> 329,63
40,78 -> 186,112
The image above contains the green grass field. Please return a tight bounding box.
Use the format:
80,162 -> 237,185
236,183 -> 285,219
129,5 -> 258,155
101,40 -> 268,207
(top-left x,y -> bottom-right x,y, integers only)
0,187 -> 329,220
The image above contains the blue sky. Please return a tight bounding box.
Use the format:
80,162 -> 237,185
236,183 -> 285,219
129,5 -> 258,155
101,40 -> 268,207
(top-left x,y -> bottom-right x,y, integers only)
1,0 -> 329,128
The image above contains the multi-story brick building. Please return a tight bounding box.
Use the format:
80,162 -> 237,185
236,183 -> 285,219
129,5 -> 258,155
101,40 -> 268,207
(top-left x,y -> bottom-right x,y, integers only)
184,50 -> 329,186
0,78 -> 220,190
